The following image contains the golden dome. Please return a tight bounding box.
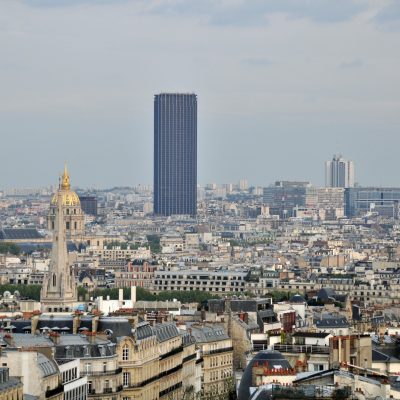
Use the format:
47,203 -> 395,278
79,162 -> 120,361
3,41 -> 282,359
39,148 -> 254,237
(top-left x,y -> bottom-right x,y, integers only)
51,163 -> 81,207
51,191 -> 81,207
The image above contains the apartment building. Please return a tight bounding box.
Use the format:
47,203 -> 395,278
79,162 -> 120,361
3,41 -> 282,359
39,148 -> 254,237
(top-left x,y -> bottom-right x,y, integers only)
153,269 -> 247,294
0,368 -> 23,400
117,322 -> 159,400
115,261 -> 157,290
190,324 -> 233,397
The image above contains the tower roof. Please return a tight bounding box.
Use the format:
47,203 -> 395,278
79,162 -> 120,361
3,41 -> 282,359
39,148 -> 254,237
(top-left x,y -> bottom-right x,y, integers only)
51,163 -> 80,207
61,162 -> 70,190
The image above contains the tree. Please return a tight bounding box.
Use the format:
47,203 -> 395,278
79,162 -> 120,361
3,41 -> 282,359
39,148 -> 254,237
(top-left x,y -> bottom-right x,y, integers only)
0,242 -> 21,256
0,284 -> 41,301
146,235 -> 161,253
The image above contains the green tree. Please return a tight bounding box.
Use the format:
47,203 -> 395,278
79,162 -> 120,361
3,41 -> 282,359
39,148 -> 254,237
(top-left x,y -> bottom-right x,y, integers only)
0,242 -> 21,256
0,284 -> 41,301
146,235 -> 161,253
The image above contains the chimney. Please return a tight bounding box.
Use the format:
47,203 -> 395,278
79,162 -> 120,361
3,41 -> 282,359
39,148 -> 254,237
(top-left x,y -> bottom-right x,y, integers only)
73,312 -> 82,335
131,286 -> 136,303
49,332 -> 60,345
3,334 -> 14,347
92,315 -> 99,333
31,313 -> 40,335
87,332 -> 96,344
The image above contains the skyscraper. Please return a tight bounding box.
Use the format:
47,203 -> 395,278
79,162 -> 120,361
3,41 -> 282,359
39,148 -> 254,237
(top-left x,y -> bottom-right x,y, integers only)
154,93 -> 197,216
325,155 -> 355,188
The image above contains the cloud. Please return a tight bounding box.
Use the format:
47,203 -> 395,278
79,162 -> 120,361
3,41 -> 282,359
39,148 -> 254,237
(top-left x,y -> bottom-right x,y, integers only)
241,58 -> 274,67
373,1 -> 400,32
339,59 -> 364,69
149,0 -> 367,26
19,0 -> 129,7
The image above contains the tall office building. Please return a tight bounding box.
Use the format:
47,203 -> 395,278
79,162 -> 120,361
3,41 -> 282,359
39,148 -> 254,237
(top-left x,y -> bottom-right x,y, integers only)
154,93 -> 197,216
325,155 -> 354,188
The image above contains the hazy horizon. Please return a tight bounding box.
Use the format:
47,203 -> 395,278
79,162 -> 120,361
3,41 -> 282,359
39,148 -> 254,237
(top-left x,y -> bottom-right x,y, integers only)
1,0 -> 400,189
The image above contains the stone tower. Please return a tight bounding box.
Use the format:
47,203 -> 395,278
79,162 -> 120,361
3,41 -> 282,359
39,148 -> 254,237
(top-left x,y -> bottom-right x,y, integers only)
47,164 -> 85,239
41,189 -> 77,312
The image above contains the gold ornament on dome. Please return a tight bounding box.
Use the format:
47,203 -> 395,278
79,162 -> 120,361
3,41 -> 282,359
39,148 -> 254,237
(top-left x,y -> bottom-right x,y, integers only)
51,163 -> 81,207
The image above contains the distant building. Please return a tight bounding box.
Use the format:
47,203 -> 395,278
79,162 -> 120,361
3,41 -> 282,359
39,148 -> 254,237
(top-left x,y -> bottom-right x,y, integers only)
325,155 -> 354,188
263,181 -> 316,218
238,179 -> 248,191
345,187 -> 400,218
79,196 -> 98,216
154,93 -> 197,216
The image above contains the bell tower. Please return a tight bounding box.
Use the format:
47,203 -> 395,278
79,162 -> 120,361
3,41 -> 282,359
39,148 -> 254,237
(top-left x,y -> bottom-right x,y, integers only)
41,189 -> 77,312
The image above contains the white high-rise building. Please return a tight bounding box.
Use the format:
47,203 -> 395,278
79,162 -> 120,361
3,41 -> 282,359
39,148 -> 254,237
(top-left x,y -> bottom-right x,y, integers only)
325,155 -> 355,188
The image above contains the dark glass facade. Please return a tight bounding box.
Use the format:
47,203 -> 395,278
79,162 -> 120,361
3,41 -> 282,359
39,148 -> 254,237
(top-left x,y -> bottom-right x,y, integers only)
154,93 -> 197,216
79,196 -> 98,216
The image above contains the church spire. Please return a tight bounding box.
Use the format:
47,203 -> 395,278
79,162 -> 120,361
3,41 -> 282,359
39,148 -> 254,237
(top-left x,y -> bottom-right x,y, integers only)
41,188 -> 77,312
61,162 -> 71,190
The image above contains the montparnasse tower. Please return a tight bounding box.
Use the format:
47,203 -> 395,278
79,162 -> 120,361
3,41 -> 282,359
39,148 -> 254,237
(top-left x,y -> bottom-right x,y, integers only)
47,163 -> 84,239
41,183 -> 77,312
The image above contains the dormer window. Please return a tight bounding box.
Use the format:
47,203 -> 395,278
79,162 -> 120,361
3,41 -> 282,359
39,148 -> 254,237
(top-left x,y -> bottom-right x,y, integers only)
122,345 -> 129,361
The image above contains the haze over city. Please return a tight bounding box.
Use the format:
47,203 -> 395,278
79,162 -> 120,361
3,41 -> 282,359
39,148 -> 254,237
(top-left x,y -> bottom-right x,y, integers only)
1,0 -> 400,188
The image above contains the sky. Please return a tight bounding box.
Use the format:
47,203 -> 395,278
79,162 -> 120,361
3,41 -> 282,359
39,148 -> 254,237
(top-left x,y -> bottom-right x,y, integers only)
1,0 -> 400,189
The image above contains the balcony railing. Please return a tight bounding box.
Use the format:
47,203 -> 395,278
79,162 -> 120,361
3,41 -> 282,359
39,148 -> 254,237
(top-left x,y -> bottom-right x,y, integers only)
88,385 -> 123,396
46,385 -> 64,398
83,367 -> 122,376
203,346 -> 234,356
273,344 -> 330,355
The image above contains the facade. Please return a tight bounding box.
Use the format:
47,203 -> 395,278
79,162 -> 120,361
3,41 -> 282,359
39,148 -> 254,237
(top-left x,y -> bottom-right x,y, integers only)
115,260 -> 157,290
41,188 -> 77,312
0,349 -> 63,400
58,359 -> 88,400
117,323 -> 159,400
345,187 -> 400,218
48,165 -> 85,238
316,187 -> 345,220
153,269 -> 247,294
325,155 -> 354,188
54,334 -> 122,400
154,93 -> 197,216
0,368 -> 23,400
263,181 -> 316,218
190,324 -> 233,397
79,196 -> 98,216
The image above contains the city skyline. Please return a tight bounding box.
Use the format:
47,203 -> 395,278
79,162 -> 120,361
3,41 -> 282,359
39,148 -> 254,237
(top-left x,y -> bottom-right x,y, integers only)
1,0 -> 400,188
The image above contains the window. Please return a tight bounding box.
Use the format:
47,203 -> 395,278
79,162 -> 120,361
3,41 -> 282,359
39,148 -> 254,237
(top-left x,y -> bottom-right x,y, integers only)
123,372 -> 130,387
103,362 -> 107,372
66,221 -> 70,230
87,381 -> 93,393
122,345 -> 129,361
84,363 -> 92,374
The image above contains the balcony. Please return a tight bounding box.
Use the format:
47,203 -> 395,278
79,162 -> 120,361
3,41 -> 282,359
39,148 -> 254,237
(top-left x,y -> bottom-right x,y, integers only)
88,385 -> 123,396
203,346 -> 234,356
273,344 -> 330,355
46,385 -> 64,398
83,367 -> 122,376
160,346 -> 183,360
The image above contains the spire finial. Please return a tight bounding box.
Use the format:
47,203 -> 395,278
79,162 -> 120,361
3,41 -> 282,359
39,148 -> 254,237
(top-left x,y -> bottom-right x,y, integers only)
61,162 -> 70,190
